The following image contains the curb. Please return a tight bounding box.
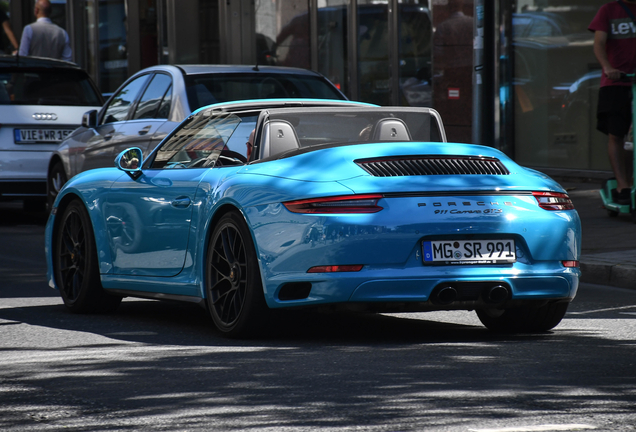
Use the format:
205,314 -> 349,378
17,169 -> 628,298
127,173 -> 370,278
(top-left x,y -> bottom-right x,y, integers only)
580,261 -> 636,290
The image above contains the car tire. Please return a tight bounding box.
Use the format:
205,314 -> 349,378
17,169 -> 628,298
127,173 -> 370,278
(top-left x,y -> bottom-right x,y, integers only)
53,199 -> 122,313
476,302 -> 569,333
205,211 -> 268,338
48,161 -> 68,212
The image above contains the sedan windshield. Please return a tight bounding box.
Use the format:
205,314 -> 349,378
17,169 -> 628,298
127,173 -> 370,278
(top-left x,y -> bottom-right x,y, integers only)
185,73 -> 345,110
0,68 -> 102,106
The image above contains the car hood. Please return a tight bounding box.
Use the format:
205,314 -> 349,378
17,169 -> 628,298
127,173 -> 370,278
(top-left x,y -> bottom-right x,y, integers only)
0,105 -> 100,126
240,141 -> 565,193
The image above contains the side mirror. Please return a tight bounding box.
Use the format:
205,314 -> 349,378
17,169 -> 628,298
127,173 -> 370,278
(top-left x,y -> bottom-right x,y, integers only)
115,147 -> 143,179
81,110 -> 98,128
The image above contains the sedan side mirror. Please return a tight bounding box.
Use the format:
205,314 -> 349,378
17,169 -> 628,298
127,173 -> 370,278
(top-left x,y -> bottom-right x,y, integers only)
115,147 -> 143,180
82,110 -> 98,129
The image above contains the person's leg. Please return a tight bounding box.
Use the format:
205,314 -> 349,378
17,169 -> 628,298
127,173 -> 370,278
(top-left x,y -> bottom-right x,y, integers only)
608,133 -> 631,192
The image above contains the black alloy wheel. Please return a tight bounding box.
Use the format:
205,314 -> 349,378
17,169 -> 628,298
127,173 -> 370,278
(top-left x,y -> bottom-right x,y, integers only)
54,199 -> 121,313
206,211 -> 268,337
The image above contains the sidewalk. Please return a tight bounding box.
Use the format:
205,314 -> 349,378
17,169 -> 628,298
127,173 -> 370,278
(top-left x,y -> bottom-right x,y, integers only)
540,168 -> 636,290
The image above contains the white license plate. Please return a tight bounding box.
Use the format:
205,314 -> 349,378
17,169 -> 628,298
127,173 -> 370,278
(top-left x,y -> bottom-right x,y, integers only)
422,239 -> 516,265
14,128 -> 73,144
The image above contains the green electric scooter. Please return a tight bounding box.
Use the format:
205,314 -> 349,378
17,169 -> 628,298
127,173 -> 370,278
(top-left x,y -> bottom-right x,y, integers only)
599,73 -> 636,222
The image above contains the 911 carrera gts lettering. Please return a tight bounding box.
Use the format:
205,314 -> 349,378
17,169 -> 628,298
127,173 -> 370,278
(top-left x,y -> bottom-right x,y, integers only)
450,209 -> 487,214
433,208 -> 503,215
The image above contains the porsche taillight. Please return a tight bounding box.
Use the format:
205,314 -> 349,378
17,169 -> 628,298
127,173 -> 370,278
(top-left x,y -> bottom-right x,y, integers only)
307,265 -> 364,273
283,194 -> 384,214
532,192 -> 574,211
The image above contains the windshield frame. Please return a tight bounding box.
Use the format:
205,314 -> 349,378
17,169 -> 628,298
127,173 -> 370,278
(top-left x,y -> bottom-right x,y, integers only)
253,107 -> 446,162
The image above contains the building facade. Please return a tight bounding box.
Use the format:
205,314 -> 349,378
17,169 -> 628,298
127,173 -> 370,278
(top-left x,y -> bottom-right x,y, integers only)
6,0 -> 610,172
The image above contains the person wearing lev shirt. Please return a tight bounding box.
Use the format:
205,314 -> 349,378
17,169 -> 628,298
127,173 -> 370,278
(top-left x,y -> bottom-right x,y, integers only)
589,0 -> 636,205
18,0 -> 72,62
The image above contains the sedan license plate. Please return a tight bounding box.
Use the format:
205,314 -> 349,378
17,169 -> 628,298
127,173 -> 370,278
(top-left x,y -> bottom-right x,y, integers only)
422,239 -> 516,265
14,128 -> 73,144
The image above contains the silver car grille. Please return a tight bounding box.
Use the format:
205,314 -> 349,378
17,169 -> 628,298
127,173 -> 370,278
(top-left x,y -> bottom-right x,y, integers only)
355,156 -> 510,177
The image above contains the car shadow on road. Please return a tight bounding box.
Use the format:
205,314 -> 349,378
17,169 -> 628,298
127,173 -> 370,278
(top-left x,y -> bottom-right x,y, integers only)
0,296 -> 554,347
1,297 -> 635,432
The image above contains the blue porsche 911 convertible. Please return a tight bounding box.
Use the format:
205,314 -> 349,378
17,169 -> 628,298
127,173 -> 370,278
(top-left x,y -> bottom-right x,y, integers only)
45,100 -> 581,337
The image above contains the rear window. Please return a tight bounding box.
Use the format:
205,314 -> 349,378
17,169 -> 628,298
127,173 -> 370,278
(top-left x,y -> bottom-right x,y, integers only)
185,73 -> 345,111
0,68 -> 103,106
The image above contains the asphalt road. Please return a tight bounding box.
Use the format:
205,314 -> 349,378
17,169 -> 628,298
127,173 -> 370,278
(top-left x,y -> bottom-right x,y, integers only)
1,201 -> 636,432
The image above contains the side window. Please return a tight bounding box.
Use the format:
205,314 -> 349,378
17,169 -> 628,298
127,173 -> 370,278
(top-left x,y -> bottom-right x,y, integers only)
132,74 -> 172,120
101,75 -> 151,125
150,112 -> 242,169
156,85 -> 172,119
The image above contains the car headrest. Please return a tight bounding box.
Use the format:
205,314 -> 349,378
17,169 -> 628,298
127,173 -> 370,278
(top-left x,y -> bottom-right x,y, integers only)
373,118 -> 412,141
268,120 -> 300,157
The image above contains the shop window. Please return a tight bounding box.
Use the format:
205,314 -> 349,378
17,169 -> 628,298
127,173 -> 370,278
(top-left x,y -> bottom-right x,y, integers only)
433,0 -> 474,143
255,0 -> 309,68
317,0 -> 349,95
512,2 -> 606,170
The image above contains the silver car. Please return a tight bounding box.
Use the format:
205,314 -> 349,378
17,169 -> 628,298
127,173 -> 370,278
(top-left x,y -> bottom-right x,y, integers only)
0,55 -> 103,211
47,64 -> 346,208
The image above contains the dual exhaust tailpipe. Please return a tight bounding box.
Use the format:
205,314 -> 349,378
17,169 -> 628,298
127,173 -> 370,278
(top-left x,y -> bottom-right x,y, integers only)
432,283 -> 510,305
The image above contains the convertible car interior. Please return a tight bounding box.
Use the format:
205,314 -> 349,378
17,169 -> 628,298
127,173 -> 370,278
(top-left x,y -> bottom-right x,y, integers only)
143,106 -> 445,170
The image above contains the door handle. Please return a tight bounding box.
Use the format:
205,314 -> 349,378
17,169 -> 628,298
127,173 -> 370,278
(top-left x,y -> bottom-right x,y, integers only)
171,196 -> 191,208
138,125 -> 152,135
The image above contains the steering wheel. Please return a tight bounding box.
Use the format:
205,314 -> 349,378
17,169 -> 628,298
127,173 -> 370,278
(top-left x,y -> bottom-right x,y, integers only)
218,149 -> 247,166
167,162 -> 188,169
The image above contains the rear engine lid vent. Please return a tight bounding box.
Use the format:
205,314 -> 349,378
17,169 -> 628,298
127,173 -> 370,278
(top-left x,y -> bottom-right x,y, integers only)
355,156 -> 510,177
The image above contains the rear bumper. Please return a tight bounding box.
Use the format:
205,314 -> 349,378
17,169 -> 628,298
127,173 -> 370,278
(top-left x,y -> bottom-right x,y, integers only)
264,264 -> 580,309
0,179 -> 46,199
0,148 -> 53,199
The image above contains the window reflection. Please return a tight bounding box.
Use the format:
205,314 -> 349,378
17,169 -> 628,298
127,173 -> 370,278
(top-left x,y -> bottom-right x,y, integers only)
99,0 -> 128,94
255,1 -> 309,68
398,1 -> 432,108
433,0 -> 474,143
84,1 -> 97,81
317,0 -> 349,95
140,0 -> 159,69
358,0 -> 389,105
512,2 -> 605,170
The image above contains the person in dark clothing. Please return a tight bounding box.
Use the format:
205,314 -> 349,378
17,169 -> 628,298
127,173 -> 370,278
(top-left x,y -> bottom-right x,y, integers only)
589,0 -> 636,204
0,7 -> 19,54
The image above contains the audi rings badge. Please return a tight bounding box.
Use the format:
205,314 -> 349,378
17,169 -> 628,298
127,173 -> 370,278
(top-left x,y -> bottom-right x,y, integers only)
32,113 -> 58,121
